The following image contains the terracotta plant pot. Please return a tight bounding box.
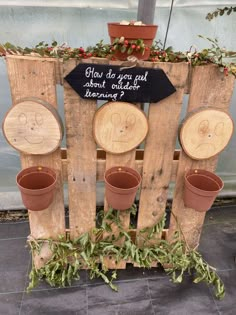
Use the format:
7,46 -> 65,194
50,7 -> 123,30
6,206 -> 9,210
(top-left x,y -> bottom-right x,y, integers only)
107,22 -> 158,60
16,166 -> 57,211
184,169 -> 224,212
104,166 -> 141,210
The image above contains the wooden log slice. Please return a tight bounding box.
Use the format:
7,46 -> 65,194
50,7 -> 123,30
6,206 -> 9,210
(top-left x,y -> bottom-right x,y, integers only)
93,101 -> 148,154
179,107 -> 234,160
2,97 -> 64,155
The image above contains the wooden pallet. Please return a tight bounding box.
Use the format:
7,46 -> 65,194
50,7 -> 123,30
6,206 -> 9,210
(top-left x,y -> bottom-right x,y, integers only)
5,55 -> 235,269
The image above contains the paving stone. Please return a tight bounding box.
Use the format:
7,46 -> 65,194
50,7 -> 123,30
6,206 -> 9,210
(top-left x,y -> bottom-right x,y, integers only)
20,287 -> 87,315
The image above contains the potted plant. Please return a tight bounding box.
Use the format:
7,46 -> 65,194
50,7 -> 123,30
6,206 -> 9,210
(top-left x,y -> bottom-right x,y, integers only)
107,20 -> 158,60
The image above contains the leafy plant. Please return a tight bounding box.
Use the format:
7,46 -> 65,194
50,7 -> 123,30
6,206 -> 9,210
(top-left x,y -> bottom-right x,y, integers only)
206,6 -> 236,21
86,40 -> 112,59
27,206 -> 225,299
149,37 -> 236,77
111,37 -> 148,56
1,37 -> 235,77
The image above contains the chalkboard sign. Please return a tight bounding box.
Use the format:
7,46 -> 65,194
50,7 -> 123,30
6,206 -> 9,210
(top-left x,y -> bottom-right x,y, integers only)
65,63 -> 176,103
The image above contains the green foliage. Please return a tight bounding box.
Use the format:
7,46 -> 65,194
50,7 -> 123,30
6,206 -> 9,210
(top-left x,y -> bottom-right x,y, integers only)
27,206 -> 225,299
0,37 -> 235,78
149,37 -> 236,77
206,7 -> 236,21
111,37 -> 148,56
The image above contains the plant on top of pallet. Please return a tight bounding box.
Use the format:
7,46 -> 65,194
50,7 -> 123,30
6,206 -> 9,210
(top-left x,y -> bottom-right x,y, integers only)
0,36 -> 235,77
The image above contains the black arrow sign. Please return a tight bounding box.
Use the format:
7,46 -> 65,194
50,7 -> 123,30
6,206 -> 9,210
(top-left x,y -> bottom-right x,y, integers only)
65,63 -> 176,103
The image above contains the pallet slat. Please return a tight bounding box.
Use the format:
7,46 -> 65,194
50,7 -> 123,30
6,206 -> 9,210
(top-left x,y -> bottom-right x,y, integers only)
64,59 -> 97,239
137,63 -> 188,233
6,56 -> 65,240
168,64 -> 235,249
60,148 -> 179,183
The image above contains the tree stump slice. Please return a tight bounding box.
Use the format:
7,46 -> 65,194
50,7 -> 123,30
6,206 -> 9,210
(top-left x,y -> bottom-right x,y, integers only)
3,97 -> 64,155
93,101 -> 148,154
179,107 -> 234,160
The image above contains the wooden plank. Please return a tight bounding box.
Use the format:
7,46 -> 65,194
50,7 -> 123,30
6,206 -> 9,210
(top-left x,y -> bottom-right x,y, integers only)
101,59 -> 138,269
64,59 -> 97,239
168,64 -> 235,249
55,59 -> 63,85
6,56 -> 65,240
61,148 -> 179,183
137,63 -> 188,234
104,150 -> 136,269
6,55 -> 63,85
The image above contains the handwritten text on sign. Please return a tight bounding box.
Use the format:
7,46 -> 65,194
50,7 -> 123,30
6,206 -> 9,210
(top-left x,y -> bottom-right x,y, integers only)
65,63 -> 176,103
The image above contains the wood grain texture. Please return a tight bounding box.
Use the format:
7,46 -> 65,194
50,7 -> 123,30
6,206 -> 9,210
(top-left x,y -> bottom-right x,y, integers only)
104,150 -> 136,269
93,101 -> 148,154
64,59 -> 97,239
60,148 -> 179,183
6,56 -> 65,240
101,60 -> 138,269
137,63 -> 189,234
3,98 -> 63,155
179,108 -> 234,160
168,64 -> 235,249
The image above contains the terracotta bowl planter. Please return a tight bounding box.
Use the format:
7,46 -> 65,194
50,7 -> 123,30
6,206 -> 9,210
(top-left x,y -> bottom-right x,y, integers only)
104,166 -> 141,210
107,22 -> 158,60
184,169 -> 224,212
16,166 -> 57,211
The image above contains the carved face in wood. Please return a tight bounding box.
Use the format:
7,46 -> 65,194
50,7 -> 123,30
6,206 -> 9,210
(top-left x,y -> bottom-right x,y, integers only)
3,99 -> 63,155
18,112 -> 44,144
180,108 -> 234,160
93,101 -> 148,154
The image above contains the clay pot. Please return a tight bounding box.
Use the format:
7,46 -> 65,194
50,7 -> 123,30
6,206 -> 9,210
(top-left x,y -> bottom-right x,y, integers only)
107,22 -> 158,60
104,166 -> 141,210
184,169 -> 224,212
16,166 -> 57,211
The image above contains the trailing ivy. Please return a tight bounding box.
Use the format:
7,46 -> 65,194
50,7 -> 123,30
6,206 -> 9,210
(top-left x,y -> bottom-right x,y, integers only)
27,206 -> 225,299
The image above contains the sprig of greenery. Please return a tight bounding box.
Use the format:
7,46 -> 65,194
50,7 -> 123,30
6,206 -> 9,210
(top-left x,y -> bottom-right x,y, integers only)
149,37 -> 236,77
27,206 -> 225,299
1,37 -> 235,77
206,6 -> 236,21
111,37 -> 149,56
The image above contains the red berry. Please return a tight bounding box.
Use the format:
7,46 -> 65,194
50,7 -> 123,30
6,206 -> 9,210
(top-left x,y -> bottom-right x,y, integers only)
131,44 -> 136,49
136,45 -> 140,50
124,40 -> 129,45
224,67 -> 229,76
145,46 -> 149,51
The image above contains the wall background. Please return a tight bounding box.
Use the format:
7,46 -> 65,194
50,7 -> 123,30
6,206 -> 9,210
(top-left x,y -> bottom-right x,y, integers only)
0,0 -> 235,208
